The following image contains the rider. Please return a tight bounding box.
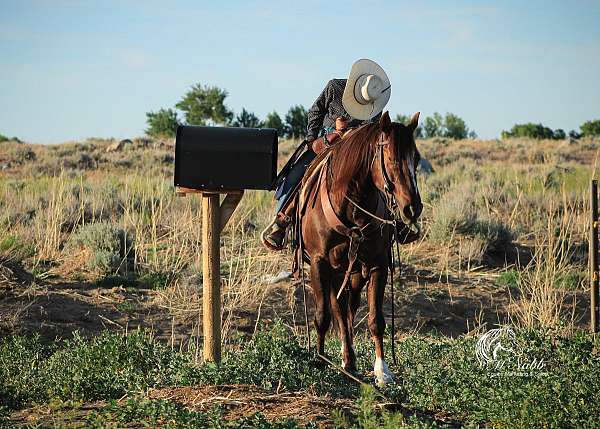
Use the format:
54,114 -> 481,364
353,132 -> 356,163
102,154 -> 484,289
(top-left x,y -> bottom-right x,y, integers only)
262,59 -> 391,251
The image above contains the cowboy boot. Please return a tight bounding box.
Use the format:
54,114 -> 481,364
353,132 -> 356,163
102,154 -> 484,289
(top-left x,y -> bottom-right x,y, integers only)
261,213 -> 292,251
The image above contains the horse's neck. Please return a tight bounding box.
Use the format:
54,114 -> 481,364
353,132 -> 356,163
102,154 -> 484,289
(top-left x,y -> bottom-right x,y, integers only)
329,165 -> 378,227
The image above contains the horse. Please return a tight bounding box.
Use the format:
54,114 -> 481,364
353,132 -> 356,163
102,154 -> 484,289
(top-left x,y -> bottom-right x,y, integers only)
299,111 -> 422,386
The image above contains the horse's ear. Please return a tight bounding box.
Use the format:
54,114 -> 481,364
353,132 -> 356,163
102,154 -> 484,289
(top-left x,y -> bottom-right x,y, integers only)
379,111 -> 392,132
408,112 -> 420,133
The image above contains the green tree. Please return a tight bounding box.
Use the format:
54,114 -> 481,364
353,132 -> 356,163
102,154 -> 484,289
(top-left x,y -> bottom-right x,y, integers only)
176,84 -> 233,126
232,108 -> 262,128
145,108 -> 180,138
285,105 -> 308,139
264,111 -> 285,136
423,112 -> 444,138
581,119 -> 600,138
501,123 -> 556,139
443,113 -> 469,139
553,128 -> 566,140
0,133 -> 8,143
394,114 -> 409,124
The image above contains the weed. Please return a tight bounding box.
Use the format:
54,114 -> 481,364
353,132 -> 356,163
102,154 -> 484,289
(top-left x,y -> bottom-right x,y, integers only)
66,222 -> 133,276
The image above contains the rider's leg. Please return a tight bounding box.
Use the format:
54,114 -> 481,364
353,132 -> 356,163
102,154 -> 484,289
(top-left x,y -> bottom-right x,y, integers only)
263,150 -> 316,250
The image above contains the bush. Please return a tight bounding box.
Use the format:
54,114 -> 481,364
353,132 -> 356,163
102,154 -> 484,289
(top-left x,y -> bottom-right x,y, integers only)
580,119 -> 600,138
66,222 -> 133,275
0,331 -> 189,408
189,322 -> 352,396
0,133 -> 21,143
145,108 -> 180,138
501,123 -> 565,140
88,398 -> 312,428
429,192 -> 513,261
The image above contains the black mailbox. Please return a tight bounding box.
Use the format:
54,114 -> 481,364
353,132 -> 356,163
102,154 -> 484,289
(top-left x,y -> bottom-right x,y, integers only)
174,126 -> 278,191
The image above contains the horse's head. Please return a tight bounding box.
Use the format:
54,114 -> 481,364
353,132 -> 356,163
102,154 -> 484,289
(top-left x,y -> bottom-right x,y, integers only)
372,111 -> 423,226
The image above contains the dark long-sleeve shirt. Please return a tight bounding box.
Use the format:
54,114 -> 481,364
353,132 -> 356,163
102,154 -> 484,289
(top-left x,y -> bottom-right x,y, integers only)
306,78 -> 375,141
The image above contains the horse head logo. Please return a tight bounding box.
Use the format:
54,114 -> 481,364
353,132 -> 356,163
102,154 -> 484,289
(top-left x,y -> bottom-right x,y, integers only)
476,327 -> 522,366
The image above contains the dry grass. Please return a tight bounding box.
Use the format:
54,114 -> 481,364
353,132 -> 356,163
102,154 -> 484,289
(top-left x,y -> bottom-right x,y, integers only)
1,135 -> 598,339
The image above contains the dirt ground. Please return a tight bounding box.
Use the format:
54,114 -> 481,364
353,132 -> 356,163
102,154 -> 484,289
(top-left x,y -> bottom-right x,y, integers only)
0,255 -> 589,345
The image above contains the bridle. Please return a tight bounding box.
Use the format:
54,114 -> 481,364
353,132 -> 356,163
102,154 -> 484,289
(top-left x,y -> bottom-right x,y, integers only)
345,131 -> 412,226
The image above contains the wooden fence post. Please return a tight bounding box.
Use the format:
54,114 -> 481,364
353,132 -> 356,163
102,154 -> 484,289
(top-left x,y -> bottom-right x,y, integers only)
591,180 -> 599,333
202,193 -> 222,362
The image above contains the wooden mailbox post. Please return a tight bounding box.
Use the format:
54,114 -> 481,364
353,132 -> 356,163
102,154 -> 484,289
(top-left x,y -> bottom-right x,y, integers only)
174,126 -> 278,362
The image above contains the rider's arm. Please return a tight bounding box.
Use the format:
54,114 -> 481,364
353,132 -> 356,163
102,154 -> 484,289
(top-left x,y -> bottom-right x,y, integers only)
306,80 -> 332,142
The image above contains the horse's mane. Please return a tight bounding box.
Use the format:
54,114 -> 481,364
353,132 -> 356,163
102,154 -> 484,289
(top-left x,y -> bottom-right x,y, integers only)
328,121 -> 416,205
328,122 -> 381,203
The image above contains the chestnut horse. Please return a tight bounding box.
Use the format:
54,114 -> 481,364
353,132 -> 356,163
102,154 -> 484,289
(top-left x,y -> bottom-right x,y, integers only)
300,111 -> 422,386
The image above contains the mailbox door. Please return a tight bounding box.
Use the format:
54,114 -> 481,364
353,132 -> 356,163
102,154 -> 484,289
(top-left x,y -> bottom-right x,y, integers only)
175,126 -> 278,191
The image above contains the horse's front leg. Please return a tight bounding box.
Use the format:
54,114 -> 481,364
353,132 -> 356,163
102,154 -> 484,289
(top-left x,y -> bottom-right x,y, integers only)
311,256 -> 332,356
367,263 -> 394,386
330,273 -> 356,372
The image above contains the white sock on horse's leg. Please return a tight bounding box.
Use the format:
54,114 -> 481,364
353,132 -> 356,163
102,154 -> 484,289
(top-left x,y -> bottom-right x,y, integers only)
374,356 -> 394,386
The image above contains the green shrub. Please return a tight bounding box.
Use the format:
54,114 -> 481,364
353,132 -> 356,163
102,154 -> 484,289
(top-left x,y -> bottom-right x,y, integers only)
0,331 -> 190,407
66,222 -> 133,275
88,397 -> 314,428
499,269 -> 519,288
580,119 -> 600,138
145,108 -> 180,138
0,234 -> 35,260
501,123 -> 565,140
188,322 -> 352,396
429,192 -> 513,259
385,330 -> 600,428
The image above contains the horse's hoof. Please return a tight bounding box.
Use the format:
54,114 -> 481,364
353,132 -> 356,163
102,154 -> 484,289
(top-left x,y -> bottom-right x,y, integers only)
374,357 -> 395,387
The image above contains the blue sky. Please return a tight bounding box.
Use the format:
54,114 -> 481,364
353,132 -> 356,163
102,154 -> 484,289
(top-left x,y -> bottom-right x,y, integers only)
0,0 -> 599,143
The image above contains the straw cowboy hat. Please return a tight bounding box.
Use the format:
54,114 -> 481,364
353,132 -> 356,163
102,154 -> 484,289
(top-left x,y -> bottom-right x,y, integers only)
342,59 -> 391,120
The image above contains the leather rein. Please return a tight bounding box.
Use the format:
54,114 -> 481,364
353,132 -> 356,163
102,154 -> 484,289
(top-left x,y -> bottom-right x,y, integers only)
318,131 -> 408,299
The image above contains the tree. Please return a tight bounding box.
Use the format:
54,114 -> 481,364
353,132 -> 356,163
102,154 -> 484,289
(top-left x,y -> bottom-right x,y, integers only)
553,129 -> 566,140
264,111 -> 285,136
423,112 -> 444,138
285,105 -> 308,139
232,108 -> 262,128
569,130 -> 582,140
443,113 -> 469,139
501,123 -> 557,140
581,119 -> 600,138
395,114 -> 409,125
145,108 -> 180,138
176,84 -> 233,126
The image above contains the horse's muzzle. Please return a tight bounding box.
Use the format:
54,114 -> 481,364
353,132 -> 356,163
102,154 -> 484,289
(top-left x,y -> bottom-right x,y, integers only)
402,201 -> 423,224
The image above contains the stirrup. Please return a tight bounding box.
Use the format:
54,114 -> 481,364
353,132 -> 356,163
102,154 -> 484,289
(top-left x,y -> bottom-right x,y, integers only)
261,220 -> 286,251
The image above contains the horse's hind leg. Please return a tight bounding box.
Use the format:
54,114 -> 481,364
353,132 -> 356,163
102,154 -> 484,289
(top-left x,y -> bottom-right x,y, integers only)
311,257 -> 331,356
368,265 -> 394,386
